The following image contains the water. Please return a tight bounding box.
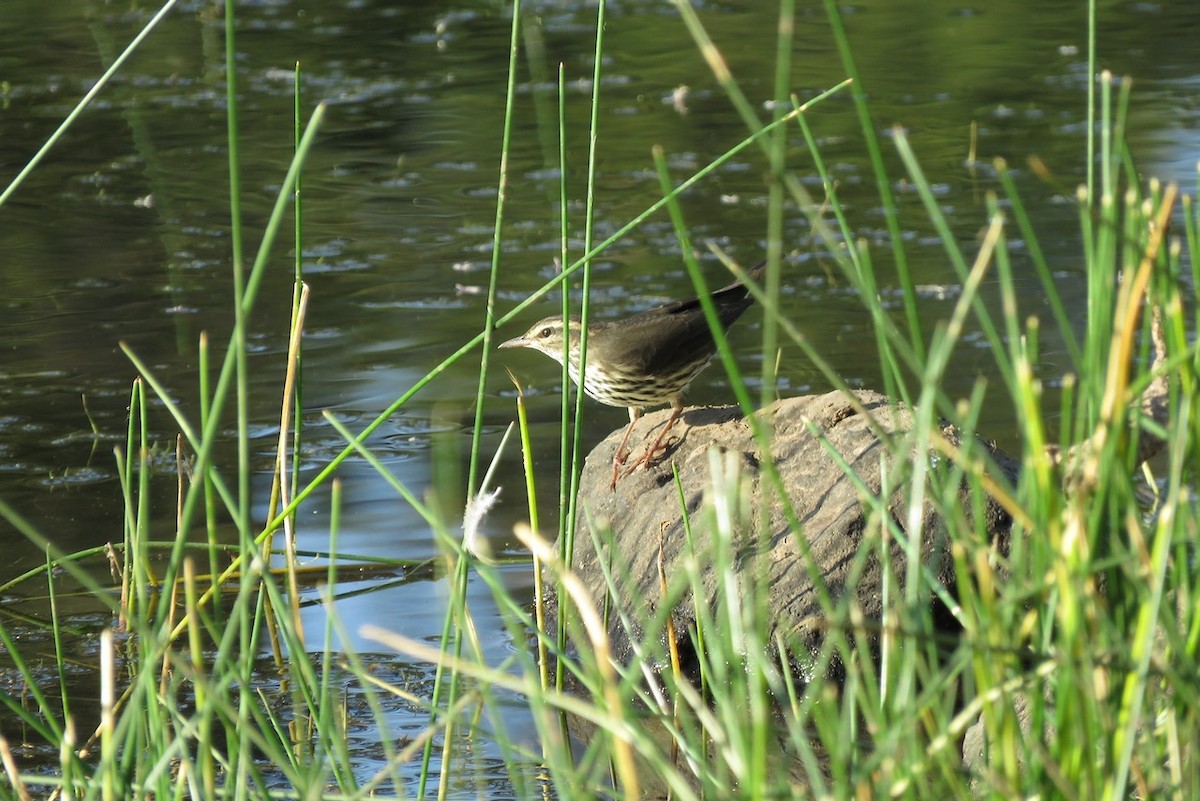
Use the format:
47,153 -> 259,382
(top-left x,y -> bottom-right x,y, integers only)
1,0 -> 1198,792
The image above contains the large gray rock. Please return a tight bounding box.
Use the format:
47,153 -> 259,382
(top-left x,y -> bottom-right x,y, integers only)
541,313 -> 1170,783
554,389 -> 1016,678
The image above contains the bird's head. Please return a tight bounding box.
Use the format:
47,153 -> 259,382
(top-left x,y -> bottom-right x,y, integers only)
498,316 -> 583,365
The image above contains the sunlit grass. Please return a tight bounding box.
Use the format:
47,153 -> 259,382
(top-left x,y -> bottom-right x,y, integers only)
1,0 -> 1198,799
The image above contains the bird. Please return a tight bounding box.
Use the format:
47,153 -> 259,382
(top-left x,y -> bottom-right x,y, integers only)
499,261 -> 767,489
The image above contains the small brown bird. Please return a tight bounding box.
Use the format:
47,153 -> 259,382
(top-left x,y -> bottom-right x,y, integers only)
500,261 -> 766,488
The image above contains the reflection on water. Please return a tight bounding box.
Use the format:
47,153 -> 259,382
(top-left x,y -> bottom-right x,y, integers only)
1,0 -> 1199,792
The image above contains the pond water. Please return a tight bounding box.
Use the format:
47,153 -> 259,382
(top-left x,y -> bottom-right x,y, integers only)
1,0 -> 1198,793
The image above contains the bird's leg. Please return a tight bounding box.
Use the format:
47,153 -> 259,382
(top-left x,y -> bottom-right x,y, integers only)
610,407 -> 641,490
624,399 -> 684,476
614,408 -> 640,465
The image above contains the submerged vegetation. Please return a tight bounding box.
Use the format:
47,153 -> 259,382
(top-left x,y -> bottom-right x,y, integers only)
1,0 -> 1198,799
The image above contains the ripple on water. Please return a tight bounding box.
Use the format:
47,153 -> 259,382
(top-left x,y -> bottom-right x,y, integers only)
27,465 -> 115,489
289,413 -> 460,468
48,430 -> 123,448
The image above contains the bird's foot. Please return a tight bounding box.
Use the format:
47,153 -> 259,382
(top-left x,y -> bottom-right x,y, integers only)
641,437 -> 677,468
620,451 -> 651,479
609,449 -> 629,491
621,431 -> 683,478
611,412 -> 683,488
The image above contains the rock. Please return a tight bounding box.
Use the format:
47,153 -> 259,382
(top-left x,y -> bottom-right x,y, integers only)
535,314 -> 1171,786
550,389 -> 1016,680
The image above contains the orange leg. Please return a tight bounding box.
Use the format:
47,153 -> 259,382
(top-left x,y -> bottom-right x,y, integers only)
623,398 -> 684,477
610,407 -> 641,490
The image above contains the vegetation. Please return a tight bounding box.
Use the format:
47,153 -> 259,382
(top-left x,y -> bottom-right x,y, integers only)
1,0 -> 1197,799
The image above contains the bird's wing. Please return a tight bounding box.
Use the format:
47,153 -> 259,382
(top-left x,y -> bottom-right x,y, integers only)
612,294 -> 753,375
603,262 -> 767,374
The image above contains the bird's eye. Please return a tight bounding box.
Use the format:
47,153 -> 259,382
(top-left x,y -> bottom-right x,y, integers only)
538,327 -> 553,338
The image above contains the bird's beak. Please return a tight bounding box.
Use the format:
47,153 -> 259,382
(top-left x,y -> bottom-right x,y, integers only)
498,334 -> 527,350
